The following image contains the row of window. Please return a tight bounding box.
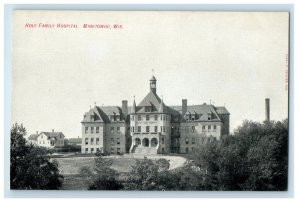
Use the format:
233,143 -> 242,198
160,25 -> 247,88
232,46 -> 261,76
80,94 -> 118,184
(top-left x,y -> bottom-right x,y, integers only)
184,125 -> 217,133
84,147 -> 101,153
37,140 -> 63,145
130,126 -> 166,133
85,137 -> 100,145
84,126 -> 122,134
84,147 -> 121,154
184,136 -> 217,144
85,125 -> 217,134
131,114 -> 168,121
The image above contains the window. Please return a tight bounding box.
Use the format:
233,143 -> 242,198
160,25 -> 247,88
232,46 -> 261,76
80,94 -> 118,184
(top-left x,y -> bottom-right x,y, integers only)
131,115 -> 134,121
192,137 -> 195,144
192,126 -> 195,133
208,115 -> 211,120
154,115 -> 158,121
96,138 -> 99,145
155,126 -> 158,132
85,127 -> 88,134
202,125 -> 205,132
85,138 -> 88,145
213,137 -> 217,141
208,125 -> 211,132
213,125 -> 217,130
162,137 -> 165,144
43,141 -> 45,144
138,126 -> 141,132
192,147 -> 194,152
97,148 -> 100,152
146,126 -> 150,132
163,115 -> 166,120
186,147 -> 189,153
90,115 -> 94,121
117,148 -> 121,154
91,148 -> 94,153
146,115 -> 150,120
85,148 -> 88,153
185,138 -> 189,144
111,148 -> 114,154
111,127 -> 114,133
185,126 -> 189,133
145,106 -> 151,112
91,127 -> 94,133
161,126 -> 163,132
117,127 -> 120,134
96,127 -> 99,133
111,138 -> 114,145
162,148 -> 165,154
163,126 -> 166,132
131,126 -> 134,133
138,115 -> 141,121
91,138 -> 94,145
117,138 -> 120,145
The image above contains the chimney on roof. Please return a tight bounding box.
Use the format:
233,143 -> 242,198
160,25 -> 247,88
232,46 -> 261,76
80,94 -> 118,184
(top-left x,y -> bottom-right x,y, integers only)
265,98 -> 270,122
122,100 -> 128,121
182,99 -> 187,116
52,129 -> 54,133
36,131 -> 38,134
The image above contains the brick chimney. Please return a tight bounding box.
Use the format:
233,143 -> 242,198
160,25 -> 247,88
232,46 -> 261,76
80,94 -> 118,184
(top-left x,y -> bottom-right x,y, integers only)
122,100 -> 128,121
182,99 -> 187,116
52,129 -> 54,133
265,98 -> 270,122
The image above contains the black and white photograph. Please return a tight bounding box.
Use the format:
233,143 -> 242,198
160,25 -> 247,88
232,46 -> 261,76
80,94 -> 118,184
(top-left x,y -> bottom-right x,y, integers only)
9,10 -> 289,192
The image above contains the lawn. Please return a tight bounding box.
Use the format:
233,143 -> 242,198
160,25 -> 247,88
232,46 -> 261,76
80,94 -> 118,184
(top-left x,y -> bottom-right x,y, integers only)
53,155 -> 186,190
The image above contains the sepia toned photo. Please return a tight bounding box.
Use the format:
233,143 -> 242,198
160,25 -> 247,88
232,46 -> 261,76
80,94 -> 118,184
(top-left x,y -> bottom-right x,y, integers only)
10,10 -> 289,191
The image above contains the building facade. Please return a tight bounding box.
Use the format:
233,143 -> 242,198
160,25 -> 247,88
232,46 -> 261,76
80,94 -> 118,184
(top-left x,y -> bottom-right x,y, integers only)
81,76 -> 230,154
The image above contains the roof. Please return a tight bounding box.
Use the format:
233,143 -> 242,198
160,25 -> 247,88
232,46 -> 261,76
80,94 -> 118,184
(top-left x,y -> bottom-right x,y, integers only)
149,75 -> 156,81
136,91 -> 162,113
28,134 -> 39,140
168,104 -> 224,121
215,106 -> 230,115
40,132 -> 65,138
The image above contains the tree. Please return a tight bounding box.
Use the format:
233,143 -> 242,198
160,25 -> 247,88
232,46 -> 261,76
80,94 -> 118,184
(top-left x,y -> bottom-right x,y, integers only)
123,157 -> 160,190
10,123 -> 64,189
87,151 -> 123,190
189,119 -> 288,191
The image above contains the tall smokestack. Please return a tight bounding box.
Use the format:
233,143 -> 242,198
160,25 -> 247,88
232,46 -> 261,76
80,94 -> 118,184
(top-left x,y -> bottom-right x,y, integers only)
182,99 -> 187,117
265,98 -> 270,122
122,100 -> 128,121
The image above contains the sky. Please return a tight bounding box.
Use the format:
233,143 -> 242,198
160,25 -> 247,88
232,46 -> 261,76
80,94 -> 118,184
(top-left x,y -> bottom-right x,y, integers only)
11,11 -> 289,138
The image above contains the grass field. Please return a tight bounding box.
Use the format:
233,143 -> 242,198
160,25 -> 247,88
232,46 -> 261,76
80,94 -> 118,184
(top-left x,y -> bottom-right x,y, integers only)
54,155 -> 187,190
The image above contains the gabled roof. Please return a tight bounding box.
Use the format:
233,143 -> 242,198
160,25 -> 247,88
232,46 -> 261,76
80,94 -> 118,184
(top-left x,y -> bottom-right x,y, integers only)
28,134 -> 39,140
40,132 -> 65,138
136,91 -> 162,113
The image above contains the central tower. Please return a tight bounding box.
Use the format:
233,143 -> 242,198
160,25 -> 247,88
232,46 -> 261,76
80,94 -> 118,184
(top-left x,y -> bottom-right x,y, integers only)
150,75 -> 157,94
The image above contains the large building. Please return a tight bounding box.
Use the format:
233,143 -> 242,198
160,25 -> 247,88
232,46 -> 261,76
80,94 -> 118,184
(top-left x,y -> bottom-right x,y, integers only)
81,76 -> 230,154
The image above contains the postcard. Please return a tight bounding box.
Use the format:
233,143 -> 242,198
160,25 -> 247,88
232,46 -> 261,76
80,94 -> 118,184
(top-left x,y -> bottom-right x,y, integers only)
10,10 -> 289,191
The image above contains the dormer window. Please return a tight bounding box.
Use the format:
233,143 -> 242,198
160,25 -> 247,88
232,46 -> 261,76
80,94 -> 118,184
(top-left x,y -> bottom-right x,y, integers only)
90,115 -> 94,121
145,106 -> 151,112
